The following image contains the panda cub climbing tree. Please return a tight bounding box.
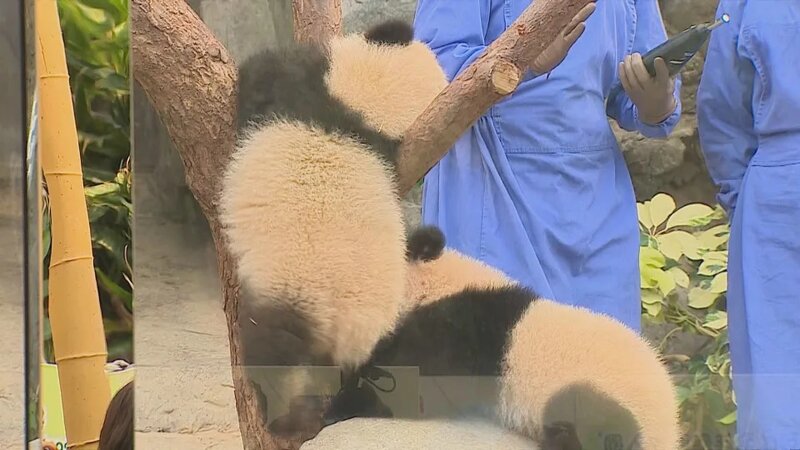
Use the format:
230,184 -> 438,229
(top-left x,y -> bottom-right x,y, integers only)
218,18 -> 447,438
219,18 -> 681,450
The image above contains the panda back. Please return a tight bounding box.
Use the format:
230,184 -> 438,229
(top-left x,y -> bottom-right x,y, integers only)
235,44 -> 400,167
221,120 -> 407,368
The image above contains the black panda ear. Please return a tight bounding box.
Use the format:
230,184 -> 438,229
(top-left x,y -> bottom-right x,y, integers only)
364,19 -> 414,46
406,226 -> 445,262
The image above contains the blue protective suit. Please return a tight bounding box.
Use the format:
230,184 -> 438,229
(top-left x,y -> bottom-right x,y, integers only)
697,2 -> 800,448
413,0 -> 681,330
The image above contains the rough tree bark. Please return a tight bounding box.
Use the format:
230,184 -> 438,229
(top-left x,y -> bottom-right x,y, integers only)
131,0 -> 591,448
292,0 -> 342,50
129,2 -> 279,450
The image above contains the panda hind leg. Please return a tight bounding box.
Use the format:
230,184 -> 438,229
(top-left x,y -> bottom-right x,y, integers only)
541,421 -> 583,450
541,382 -> 641,450
237,286 -> 334,442
322,365 -> 394,427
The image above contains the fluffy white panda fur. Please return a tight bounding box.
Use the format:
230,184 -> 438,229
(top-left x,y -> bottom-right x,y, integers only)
220,20 -> 445,369
335,226 -> 682,450
220,17 -> 680,450
218,19 -> 447,439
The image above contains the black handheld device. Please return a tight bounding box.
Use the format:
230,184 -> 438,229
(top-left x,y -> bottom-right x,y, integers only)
642,13 -> 731,77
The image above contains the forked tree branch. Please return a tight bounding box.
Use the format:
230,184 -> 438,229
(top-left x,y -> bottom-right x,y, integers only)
131,0 -> 592,448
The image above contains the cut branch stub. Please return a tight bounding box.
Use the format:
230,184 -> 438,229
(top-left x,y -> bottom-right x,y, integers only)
395,0 -> 596,195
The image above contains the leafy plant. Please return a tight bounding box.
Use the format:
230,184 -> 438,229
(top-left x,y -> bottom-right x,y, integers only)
41,0 -> 132,363
638,193 -> 736,449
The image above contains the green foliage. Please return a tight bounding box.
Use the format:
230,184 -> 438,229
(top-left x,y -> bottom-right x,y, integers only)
638,193 -> 736,449
42,0 -> 132,363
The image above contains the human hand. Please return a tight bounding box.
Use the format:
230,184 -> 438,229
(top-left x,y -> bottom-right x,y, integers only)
530,2 -> 597,75
619,53 -> 677,125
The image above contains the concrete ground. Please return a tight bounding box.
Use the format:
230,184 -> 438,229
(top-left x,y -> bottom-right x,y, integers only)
0,188 -> 25,449
134,214 -> 243,448
301,418 -> 538,449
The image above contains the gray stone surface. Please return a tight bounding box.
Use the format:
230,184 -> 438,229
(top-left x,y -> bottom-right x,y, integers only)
133,216 -> 243,447
342,0 -> 418,32
301,418 -> 538,449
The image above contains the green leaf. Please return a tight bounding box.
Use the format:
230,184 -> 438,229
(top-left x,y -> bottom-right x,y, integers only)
717,410 -> 737,425
698,260 -> 727,277
637,202 -> 654,231
709,272 -> 728,294
641,289 -> 663,305
95,73 -> 129,93
704,311 -> 728,330
678,233 -> 703,261
42,208 -> 52,260
688,288 -> 720,309
666,203 -> 716,229
648,193 -> 676,229
657,271 -> 676,296
95,268 -> 132,309
643,301 -> 663,317
85,181 -> 120,198
641,266 -> 676,296
701,250 -> 728,264
91,227 -> 128,269
640,247 -> 666,268
697,224 -> 729,250
675,386 -> 693,406
668,267 -> 690,288
656,230 -> 692,261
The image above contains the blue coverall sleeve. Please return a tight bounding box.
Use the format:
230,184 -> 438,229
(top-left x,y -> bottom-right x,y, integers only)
606,0 -> 683,138
413,0 -> 490,82
696,0 -> 756,218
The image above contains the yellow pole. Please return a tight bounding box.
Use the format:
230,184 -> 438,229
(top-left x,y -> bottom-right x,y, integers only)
35,1 -> 111,449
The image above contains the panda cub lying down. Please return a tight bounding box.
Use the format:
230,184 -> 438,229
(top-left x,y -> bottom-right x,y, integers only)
324,226 -> 681,450
219,17 -> 681,450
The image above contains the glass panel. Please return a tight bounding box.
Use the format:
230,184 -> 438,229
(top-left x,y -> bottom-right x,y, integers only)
129,2 -> 799,450
0,0 -> 31,448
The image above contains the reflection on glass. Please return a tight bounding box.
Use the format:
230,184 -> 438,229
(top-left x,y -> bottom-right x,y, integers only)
26,87 -> 41,449
0,0 -> 29,448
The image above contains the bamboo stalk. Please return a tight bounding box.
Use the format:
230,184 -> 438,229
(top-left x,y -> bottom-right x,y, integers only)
35,1 -> 111,449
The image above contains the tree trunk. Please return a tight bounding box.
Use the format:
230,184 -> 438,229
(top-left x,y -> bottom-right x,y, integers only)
129,1 -> 282,449
130,0 -> 591,448
292,0 -> 342,50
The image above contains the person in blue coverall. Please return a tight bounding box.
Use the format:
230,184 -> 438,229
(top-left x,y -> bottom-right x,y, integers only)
413,1 -> 682,331
697,1 -> 800,448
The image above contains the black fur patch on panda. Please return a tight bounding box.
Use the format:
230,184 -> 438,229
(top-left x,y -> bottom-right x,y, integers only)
364,19 -> 414,46
406,225 -> 446,262
368,285 -> 539,375
238,284 -> 334,368
541,382 -> 640,450
541,421 -> 582,450
236,42 -> 401,167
